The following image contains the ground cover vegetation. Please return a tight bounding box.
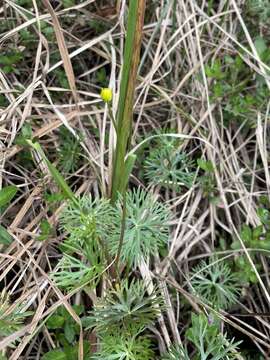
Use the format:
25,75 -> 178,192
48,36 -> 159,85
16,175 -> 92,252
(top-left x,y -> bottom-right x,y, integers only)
0,0 -> 270,359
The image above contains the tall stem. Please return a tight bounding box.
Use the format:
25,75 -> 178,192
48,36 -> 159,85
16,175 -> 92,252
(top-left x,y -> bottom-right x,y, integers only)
110,0 -> 146,204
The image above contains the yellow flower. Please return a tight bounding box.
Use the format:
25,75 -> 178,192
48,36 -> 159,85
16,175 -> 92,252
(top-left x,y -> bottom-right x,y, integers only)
100,88 -> 112,103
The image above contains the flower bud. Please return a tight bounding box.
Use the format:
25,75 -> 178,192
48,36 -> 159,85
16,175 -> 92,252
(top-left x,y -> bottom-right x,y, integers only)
100,88 -> 112,103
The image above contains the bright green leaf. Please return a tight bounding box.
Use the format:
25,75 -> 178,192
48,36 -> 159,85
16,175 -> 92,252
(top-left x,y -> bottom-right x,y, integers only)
46,315 -> 65,329
197,158 -> 215,172
42,350 -> 67,360
0,225 -> 12,245
0,186 -> 17,207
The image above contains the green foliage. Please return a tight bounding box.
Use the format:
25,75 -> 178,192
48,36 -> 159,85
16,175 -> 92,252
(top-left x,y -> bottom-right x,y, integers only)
37,219 -> 53,241
96,67 -> 108,87
197,159 -> 214,173
205,54 -> 270,126
84,279 -> 162,334
60,195 -> 118,252
0,51 -> 23,74
40,21 -> 55,41
56,187 -> 171,292
144,137 -> 195,190
42,350 -> 67,360
42,342 -> 90,360
57,127 -> 82,174
0,185 -> 17,209
257,199 -> 270,228
110,188 -> 171,266
190,259 -> 240,310
43,305 -> 90,360
0,185 -> 18,245
51,254 -> 102,291
84,279 -> 160,360
231,220 -> 270,284
16,0 -> 34,7
19,29 -> 36,45
186,313 -> 241,359
91,332 -> 154,360
197,159 -> 217,202
162,314 -> 241,359
246,0 -> 270,24
46,304 -> 82,343
0,95 -> 8,108
52,195 -> 118,291
14,123 -> 35,171
15,123 -> 33,147
62,0 -> 75,8
161,344 -> 190,360
27,140 -> 77,205
0,290 -> 32,336
55,69 -> 70,89
0,225 -> 13,245
110,1 -> 145,203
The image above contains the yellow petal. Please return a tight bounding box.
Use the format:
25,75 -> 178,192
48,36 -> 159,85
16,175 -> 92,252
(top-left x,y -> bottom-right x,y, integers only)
100,88 -> 113,103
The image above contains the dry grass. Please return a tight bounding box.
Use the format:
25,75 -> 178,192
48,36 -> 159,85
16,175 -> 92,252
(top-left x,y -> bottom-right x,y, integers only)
0,0 -> 270,358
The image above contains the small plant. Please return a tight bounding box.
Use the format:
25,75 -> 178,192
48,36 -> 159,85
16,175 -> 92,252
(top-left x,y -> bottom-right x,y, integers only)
85,279 -> 162,334
144,137 -> 195,190
90,332 -> 154,360
186,313 -> 241,359
246,0 -> 270,25
162,344 -> 190,360
162,314 -> 241,360
0,185 -> 18,245
52,186 -> 171,292
37,219 -> 53,241
0,51 -> 23,74
110,188 -> 171,266
190,258 -> 240,309
0,289 -> 31,337
231,221 -> 270,284
59,194 -> 119,251
51,196 -> 119,291
51,254 -> 102,291
197,159 -> 218,202
205,54 -> 270,127
43,305 -> 90,360
84,279 -> 160,360
57,127 -> 82,174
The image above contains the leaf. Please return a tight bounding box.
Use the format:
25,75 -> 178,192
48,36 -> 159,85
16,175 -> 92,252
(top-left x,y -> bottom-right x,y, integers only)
241,225 -> 252,243
44,192 -> 65,204
0,225 -> 13,245
46,315 -> 65,329
27,140 -> 77,206
0,186 -> 17,207
64,322 -> 76,344
257,207 -> 269,225
64,341 -> 90,360
255,37 -> 267,57
122,154 -> 137,191
252,225 -> 263,240
42,350 -> 67,360
15,123 -> 33,146
197,158 -> 214,173
37,219 -> 53,241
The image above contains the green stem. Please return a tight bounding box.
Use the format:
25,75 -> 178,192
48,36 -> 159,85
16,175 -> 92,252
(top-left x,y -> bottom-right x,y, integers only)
110,0 -> 146,204
114,191 -> 127,274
